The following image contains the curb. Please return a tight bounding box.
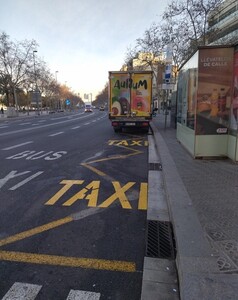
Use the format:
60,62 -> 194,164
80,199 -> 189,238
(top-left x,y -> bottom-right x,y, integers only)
140,132 -> 179,300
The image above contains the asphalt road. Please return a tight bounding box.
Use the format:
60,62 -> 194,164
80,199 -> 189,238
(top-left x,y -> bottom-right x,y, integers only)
0,110 -> 149,300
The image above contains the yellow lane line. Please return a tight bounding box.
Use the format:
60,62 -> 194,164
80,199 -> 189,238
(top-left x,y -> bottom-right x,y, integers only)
81,138 -> 144,176
0,250 -> 136,272
81,163 -> 107,176
0,216 -> 73,247
82,151 -> 141,165
115,145 -> 143,154
81,149 -> 142,177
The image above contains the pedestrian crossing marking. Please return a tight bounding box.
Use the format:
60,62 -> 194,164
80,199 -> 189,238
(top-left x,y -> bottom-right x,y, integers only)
2,282 -> 41,300
66,289 -> 100,300
1,282 -> 101,300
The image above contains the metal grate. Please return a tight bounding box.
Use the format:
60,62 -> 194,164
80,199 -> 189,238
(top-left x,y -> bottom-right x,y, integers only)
146,220 -> 176,259
149,162 -> 162,171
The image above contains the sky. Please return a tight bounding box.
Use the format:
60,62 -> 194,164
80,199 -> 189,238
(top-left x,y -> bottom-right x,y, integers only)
1,0 -> 169,100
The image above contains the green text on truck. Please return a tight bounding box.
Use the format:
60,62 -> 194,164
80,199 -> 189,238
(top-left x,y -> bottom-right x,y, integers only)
108,71 -> 153,133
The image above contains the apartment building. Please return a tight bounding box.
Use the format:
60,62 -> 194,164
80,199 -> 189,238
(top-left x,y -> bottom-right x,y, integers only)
208,0 -> 238,45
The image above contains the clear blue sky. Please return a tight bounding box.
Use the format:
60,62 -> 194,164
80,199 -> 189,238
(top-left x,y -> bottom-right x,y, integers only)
1,0 -> 168,100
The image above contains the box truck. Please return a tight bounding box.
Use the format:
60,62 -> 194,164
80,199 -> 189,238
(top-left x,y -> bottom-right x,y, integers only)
108,71 -> 153,132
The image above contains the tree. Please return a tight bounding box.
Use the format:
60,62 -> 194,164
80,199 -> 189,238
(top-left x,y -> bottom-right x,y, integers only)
94,83 -> 108,107
125,23 -> 164,70
0,31 -> 84,112
0,31 -> 38,108
162,0 -> 223,62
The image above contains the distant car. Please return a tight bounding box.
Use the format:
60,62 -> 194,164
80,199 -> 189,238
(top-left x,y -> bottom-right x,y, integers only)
99,106 -> 105,111
84,104 -> 93,112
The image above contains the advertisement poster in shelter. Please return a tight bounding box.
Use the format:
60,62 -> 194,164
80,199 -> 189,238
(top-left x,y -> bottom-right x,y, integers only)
230,50 -> 238,134
196,47 -> 234,135
110,73 -> 130,116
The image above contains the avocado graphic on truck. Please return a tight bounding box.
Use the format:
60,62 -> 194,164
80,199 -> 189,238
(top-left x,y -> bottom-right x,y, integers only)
108,71 -> 153,133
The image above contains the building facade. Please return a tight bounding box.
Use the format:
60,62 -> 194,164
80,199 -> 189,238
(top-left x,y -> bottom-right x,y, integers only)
208,0 -> 238,45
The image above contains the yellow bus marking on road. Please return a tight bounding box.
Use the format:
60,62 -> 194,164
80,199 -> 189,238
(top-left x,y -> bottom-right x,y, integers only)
0,250 -> 136,272
0,216 -> 73,247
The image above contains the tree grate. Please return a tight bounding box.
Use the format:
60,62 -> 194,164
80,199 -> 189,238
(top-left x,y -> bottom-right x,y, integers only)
146,220 -> 176,259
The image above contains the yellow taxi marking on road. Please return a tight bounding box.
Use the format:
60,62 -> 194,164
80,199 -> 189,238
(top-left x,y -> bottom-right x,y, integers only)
0,250 -> 136,272
0,216 -> 73,247
44,180 -> 84,205
138,182 -> 148,210
44,180 -> 147,209
63,181 -> 100,207
108,139 -> 148,147
99,181 -> 135,209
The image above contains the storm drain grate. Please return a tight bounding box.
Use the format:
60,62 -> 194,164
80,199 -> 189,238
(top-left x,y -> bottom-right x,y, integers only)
146,220 -> 176,259
149,162 -> 162,171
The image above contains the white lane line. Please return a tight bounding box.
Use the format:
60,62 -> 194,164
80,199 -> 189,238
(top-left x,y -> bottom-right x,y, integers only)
66,289 -> 101,300
71,126 -> 81,129
38,120 -> 46,123
2,282 -> 42,300
49,132 -> 64,137
0,112 -> 94,137
9,171 -> 44,190
0,126 -> 8,129
19,122 -> 31,125
2,141 -> 33,150
83,122 -> 90,125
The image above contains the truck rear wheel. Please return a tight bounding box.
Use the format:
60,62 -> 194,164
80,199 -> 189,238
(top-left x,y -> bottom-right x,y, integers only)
114,128 -> 121,133
143,128 -> 149,134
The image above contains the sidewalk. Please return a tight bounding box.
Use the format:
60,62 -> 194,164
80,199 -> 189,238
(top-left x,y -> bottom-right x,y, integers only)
0,109 -> 68,122
148,113 -> 238,299
0,110 -> 47,121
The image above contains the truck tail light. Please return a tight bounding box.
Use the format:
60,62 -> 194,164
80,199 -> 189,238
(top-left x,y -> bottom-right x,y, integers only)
142,122 -> 149,127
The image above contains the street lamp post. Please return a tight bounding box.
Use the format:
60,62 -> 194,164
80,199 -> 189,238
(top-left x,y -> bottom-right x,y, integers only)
90,93 -> 92,105
55,70 -> 59,110
33,50 -> 39,115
